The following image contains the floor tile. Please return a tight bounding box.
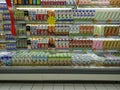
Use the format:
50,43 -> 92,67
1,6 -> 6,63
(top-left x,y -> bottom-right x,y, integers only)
84,84 -> 96,90
32,84 -> 43,90
94,84 -> 104,87
9,84 -> 23,90
74,84 -> 85,90
43,84 -> 53,90
54,84 -> 64,90
64,84 -> 74,90
0,85 -> 10,90
114,84 -> 120,88
21,84 -> 33,90
0,83 -> 119,90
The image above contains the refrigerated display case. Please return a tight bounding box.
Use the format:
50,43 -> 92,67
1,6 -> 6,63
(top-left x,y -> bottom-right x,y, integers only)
0,0 -> 120,81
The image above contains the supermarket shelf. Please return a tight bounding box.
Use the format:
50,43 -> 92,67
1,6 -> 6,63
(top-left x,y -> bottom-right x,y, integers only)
26,33 -> 120,38
74,21 -> 120,24
77,5 -> 120,8
16,21 -> 48,24
31,35 -> 120,39
16,36 -> 27,38
0,40 -> 16,43
16,49 -> 119,53
3,20 -> 11,22
0,66 -> 120,74
0,74 -> 120,81
16,21 -> 120,25
3,11 -> 9,13
74,49 -> 119,52
16,21 -> 74,24
15,5 -> 75,9
15,5 -> 120,9
77,7 -> 120,10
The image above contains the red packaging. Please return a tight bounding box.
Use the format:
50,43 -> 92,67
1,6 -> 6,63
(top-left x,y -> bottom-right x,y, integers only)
77,40 -> 79,47
37,29 -> 39,35
39,14 -> 42,20
46,0 -> 49,5
53,0 -> 56,5
41,43 -> 44,48
42,0 -> 46,5
83,40 -> 85,48
40,42 -> 42,48
41,0 -> 43,5
39,29 -> 42,35
61,0 -> 64,5
51,0 -> 54,5
82,40 -> 84,48
36,14 -> 39,20
90,40 -> 93,48
57,0 -> 60,5
80,40 -> 83,48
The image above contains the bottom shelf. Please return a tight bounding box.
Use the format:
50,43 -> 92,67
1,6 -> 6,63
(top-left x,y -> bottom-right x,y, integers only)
0,51 -> 120,67
0,66 -> 120,74
0,74 -> 120,81
0,66 -> 120,81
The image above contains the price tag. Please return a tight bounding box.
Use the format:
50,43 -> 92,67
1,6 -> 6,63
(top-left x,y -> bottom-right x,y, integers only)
94,19 -> 98,24
106,35 -> 110,38
106,20 -> 111,23
104,48 -> 108,52
93,48 -> 97,52
82,50 -> 87,53
2,25 -> 4,30
83,36 -> 87,39
94,35 -> 99,38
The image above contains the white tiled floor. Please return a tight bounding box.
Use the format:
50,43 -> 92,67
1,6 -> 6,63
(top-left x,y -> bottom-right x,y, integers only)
0,83 -> 119,90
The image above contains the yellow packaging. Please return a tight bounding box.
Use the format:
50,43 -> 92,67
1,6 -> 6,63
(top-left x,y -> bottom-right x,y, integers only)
29,0 -> 33,5
103,41 -> 107,49
106,41 -> 110,49
14,0 -> 17,4
18,0 -> 22,5
113,40 -> 117,49
111,41 -> 115,49
115,27 -> 118,36
104,27 -> 108,36
109,41 -> 112,49
116,40 -> 120,49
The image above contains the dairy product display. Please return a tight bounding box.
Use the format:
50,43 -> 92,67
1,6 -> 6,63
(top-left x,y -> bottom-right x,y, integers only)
0,51 -> 120,66
0,0 -> 120,68
15,9 -> 120,23
76,0 -> 120,6
25,24 -> 120,36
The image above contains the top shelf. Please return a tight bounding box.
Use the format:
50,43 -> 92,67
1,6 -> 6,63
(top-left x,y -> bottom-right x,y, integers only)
14,5 -> 120,8
14,5 -> 120,10
14,5 -> 75,9
13,0 -> 120,8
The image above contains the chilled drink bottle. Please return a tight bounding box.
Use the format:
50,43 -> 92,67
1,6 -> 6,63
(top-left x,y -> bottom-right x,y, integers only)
18,0 -> 22,5
33,0 -> 37,4
37,0 -> 41,4
29,0 -> 33,4
26,0 -> 29,5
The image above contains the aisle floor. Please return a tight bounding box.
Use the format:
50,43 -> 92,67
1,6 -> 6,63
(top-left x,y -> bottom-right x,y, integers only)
0,83 -> 120,90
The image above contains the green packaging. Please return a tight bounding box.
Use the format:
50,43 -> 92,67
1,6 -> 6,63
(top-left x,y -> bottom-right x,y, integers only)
37,0 -> 40,4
